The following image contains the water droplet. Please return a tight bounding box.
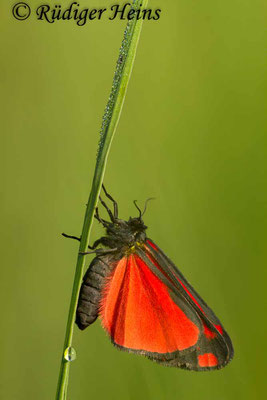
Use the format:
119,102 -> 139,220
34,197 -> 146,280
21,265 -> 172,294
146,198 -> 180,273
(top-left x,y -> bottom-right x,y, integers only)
64,346 -> 77,362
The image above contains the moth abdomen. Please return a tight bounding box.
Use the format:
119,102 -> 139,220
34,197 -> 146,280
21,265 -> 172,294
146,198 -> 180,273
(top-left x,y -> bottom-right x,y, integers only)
76,255 -> 113,330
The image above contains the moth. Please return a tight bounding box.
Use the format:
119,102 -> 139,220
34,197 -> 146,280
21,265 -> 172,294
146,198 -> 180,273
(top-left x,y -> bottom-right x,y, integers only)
64,186 -> 234,370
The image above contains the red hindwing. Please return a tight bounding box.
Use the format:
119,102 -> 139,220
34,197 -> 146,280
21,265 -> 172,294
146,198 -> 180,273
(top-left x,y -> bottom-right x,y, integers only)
99,239 -> 233,370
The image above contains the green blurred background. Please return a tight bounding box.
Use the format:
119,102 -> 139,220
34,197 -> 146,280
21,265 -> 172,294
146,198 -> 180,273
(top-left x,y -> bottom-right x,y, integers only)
1,1 -> 266,399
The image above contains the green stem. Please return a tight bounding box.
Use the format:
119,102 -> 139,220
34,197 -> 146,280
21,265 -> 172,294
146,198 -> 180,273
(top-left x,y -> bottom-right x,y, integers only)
56,1 -> 148,399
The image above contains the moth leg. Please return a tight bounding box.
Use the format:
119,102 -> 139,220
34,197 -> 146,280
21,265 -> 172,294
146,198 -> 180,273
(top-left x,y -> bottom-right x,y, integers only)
99,196 -> 115,222
95,207 -> 110,227
62,233 -> 95,250
102,185 -> 118,219
90,237 -> 107,249
62,233 -> 81,242
80,248 -> 118,255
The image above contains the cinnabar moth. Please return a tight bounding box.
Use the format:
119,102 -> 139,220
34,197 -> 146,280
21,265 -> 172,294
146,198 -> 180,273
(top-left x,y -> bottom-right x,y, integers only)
64,186 -> 234,371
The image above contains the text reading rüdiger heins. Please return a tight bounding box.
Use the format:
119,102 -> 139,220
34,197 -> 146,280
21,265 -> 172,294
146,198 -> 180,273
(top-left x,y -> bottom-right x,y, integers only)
36,3 -> 162,26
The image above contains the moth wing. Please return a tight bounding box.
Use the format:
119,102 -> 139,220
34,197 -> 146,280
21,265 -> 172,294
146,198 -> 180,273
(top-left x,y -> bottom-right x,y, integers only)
141,239 -> 234,369
99,253 -> 206,368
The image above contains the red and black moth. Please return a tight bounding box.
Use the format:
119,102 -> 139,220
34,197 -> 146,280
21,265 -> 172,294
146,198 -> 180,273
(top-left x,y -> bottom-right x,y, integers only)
64,186 -> 234,371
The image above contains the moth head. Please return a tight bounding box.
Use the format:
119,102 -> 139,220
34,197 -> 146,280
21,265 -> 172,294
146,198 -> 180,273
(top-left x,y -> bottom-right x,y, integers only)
127,216 -> 147,232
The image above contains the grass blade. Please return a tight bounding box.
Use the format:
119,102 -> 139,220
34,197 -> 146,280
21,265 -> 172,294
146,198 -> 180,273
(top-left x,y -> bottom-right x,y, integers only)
55,1 -> 148,398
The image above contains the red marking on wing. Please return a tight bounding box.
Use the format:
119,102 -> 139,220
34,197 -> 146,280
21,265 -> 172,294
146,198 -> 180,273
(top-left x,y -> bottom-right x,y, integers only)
215,324 -> 223,334
176,276 -> 204,312
147,240 -> 157,250
203,324 -> 216,339
198,353 -> 218,367
100,254 -> 199,353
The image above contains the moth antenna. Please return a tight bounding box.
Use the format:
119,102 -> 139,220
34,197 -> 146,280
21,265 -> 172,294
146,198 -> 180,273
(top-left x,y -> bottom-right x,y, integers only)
133,200 -> 142,219
142,198 -> 155,216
